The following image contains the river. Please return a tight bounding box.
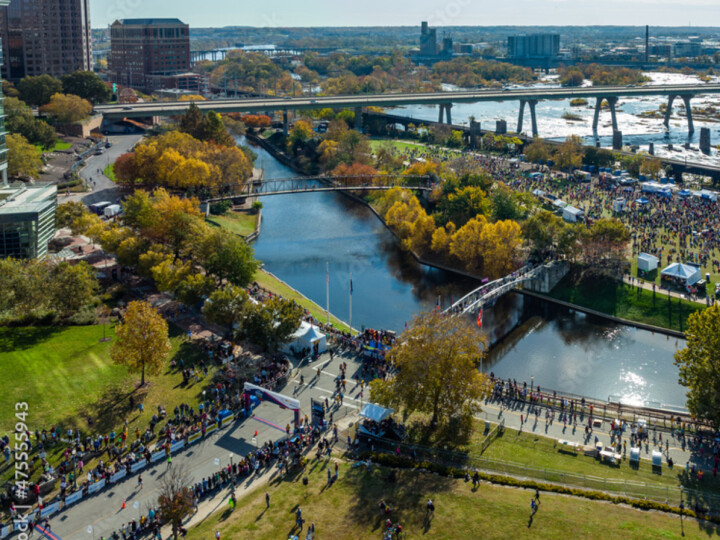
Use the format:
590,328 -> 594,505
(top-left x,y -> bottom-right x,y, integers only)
395,72 -> 720,168
247,139 -> 687,411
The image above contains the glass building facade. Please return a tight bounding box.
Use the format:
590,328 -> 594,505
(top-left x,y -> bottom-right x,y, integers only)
0,185 -> 57,259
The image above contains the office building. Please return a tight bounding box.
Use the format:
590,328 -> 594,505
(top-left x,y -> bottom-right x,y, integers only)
0,0 -> 92,81
0,184 -> 57,259
0,0 -> 9,187
673,41 -> 702,58
109,18 -> 191,93
508,33 -> 560,59
420,21 -> 438,57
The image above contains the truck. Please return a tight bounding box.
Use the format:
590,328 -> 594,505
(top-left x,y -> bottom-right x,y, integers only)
89,201 -> 112,215
103,204 -> 122,218
573,170 -> 592,183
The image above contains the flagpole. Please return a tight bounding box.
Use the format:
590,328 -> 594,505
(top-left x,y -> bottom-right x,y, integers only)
349,272 -> 352,332
326,262 -> 330,324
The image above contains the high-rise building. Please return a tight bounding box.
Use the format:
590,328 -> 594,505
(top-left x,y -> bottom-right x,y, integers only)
420,21 -> 438,57
508,34 -> 560,59
0,184 -> 57,259
0,0 -> 10,187
109,18 -> 191,93
0,0 -> 92,81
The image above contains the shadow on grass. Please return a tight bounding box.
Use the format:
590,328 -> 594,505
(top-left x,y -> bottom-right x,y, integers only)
74,382 -> 148,433
0,326 -> 63,353
342,466 -> 453,534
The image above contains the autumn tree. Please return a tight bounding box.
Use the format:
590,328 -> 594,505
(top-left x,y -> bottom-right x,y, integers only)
202,284 -> 249,335
158,464 -> 195,540
191,227 -> 258,287
7,134 -> 43,178
179,103 -> 235,147
40,93 -> 93,129
331,162 -> 379,187
51,261 -> 98,315
370,311 -> 490,429
287,120 -> 314,153
640,155 -> 662,179
242,296 -> 304,351
385,196 -> 436,254
675,304 -> 720,428
440,186 -> 490,226
523,210 -> 564,259
554,135 -> 583,172
56,201 -> 88,229
111,300 -> 171,386
580,218 -> 630,276
524,138 -> 552,164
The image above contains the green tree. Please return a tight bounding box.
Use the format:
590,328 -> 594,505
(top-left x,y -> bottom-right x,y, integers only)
440,186 -> 490,226
5,95 -> 57,149
370,311 -> 490,429
17,74 -> 63,106
523,210 -> 564,259
202,284 -> 249,335
51,261 -> 98,315
56,201 -> 88,229
242,296 -> 304,351
524,138 -> 551,164
675,304 -> 720,428
7,134 -> 43,178
111,300 -> 171,386
61,70 -> 112,104
195,228 -> 258,287
175,274 -> 215,307
581,218 -> 630,276
554,135 -> 583,172
491,185 -> 522,222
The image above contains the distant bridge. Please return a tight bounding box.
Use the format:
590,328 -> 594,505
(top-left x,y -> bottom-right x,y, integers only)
444,264 -> 545,315
200,174 -> 432,203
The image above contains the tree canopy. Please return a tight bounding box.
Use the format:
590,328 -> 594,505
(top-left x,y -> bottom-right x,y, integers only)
370,311 -> 490,429
61,71 -> 112,104
674,304 -> 720,428
17,74 -> 63,106
242,296 -> 304,351
111,300 -> 171,386
7,134 -> 43,178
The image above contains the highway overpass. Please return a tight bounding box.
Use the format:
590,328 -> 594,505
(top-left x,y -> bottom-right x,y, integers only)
96,83 -> 720,138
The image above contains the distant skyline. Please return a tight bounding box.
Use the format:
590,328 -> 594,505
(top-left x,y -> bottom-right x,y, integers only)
90,0 -> 720,29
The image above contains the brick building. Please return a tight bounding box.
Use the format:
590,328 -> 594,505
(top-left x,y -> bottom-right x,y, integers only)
0,0 -> 92,81
109,18 -> 191,93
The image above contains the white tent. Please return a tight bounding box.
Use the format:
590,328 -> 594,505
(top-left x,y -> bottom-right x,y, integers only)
661,263 -> 701,286
637,253 -> 658,272
562,206 -> 584,223
282,321 -> 327,355
359,403 -> 394,422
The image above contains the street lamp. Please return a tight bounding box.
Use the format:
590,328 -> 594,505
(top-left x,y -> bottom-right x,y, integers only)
229,453 -> 235,494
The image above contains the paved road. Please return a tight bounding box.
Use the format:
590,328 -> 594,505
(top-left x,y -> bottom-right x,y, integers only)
50,349 -> 363,540
64,133 -> 144,206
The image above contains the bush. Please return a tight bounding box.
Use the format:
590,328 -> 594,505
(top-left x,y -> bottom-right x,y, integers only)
58,178 -> 82,190
210,200 -> 232,216
251,201 -> 263,214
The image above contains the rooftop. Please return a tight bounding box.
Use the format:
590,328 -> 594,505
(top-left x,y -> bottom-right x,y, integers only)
0,184 -> 57,216
115,18 -> 187,26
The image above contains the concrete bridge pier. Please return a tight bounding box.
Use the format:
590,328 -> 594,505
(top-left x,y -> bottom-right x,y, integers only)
528,99 -> 538,137
607,97 -> 619,133
700,127 -> 711,153
438,104 -> 453,124
592,97 -> 603,133
681,95 -> 695,135
283,110 -> 289,137
517,100 -> 526,133
354,107 -> 363,131
663,95 -> 676,130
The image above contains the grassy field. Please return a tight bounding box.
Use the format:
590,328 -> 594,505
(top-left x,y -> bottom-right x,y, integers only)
36,141 -> 72,153
103,163 -> 117,183
370,138 -> 463,160
206,211 -> 258,237
0,323 -> 214,437
187,461 -> 712,540
254,269 -> 352,334
547,273 -> 706,332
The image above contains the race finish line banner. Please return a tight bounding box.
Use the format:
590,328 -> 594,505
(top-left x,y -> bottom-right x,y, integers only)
36,524 -> 63,540
243,382 -> 301,424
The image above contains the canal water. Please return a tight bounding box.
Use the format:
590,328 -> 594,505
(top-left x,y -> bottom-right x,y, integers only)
247,139 -> 688,411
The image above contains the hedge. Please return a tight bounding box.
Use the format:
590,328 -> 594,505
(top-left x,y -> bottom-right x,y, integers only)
361,451 -> 717,524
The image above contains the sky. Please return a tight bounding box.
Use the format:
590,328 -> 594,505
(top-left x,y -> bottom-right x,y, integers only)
90,0 -> 720,29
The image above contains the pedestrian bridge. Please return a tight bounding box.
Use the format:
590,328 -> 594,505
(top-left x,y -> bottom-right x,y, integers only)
444,264 -> 545,315
201,174 -> 432,202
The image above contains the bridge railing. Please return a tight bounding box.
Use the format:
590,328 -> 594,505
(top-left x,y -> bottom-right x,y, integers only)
444,264 -> 536,315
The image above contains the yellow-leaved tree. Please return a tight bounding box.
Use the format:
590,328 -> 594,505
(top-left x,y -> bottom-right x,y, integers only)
370,311 -> 490,430
111,300 -> 171,387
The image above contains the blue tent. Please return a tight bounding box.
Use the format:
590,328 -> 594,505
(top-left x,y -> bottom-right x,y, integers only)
677,189 -> 692,197
636,197 -> 650,205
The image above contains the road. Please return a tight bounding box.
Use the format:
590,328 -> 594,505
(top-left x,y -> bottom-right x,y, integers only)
49,349 -> 363,540
95,84 -> 720,119
65,133 -> 144,206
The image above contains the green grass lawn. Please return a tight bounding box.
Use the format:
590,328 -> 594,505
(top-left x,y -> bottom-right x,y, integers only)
206,210 -> 258,237
546,273 -> 706,332
0,324 -> 214,438
36,141 -> 72,153
370,138 -> 463,160
188,461 -> 711,540
254,269 -> 352,334
0,323 -> 217,487
103,163 -> 117,183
